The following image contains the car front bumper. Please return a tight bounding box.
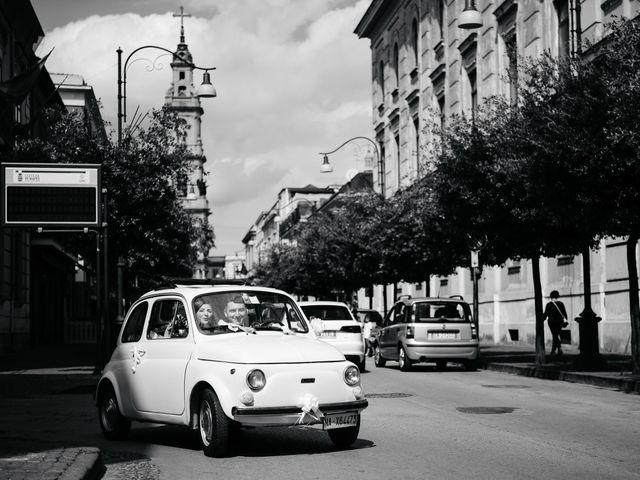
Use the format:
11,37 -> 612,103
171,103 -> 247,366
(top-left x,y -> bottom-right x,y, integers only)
232,399 -> 368,427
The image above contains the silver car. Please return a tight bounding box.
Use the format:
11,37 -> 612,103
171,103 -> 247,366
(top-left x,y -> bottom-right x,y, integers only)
374,296 -> 479,371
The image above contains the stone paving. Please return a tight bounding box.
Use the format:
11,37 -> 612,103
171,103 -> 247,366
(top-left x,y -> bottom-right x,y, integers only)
0,447 -> 102,480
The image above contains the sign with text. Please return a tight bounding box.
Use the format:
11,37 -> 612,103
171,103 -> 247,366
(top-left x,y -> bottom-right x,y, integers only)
1,163 -> 101,227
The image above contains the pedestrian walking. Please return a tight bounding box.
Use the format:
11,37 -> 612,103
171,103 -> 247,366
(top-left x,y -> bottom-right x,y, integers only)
543,290 -> 568,356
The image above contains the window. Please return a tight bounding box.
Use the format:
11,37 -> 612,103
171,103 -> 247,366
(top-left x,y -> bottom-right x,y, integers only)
555,0 -> 570,58
438,0 -> 444,40
378,142 -> 386,194
505,33 -> 518,106
147,299 -> 189,339
394,132 -> 401,187
121,302 -> 149,343
179,71 -> 185,80
393,43 -> 399,90
178,85 -> 186,96
411,18 -> 419,70
468,69 -> 478,120
413,117 -> 421,176
378,60 -> 385,102
438,95 -> 446,130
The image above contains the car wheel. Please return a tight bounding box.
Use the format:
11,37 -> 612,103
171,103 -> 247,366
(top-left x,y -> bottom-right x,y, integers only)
328,414 -> 360,449
98,384 -> 131,440
374,345 -> 386,367
398,347 -> 411,372
435,360 -> 447,371
199,388 -> 230,457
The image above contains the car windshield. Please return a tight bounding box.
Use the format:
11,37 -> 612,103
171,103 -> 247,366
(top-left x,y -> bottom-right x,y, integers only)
300,305 -> 352,321
411,302 -> 471,323
193,290 -> 309,335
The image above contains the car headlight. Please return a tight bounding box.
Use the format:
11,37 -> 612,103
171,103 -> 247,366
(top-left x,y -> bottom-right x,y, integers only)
344,365 -> 360,386
246,369 -> 266,391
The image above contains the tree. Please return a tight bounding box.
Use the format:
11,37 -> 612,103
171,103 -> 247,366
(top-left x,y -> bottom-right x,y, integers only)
5,105 -> 214,300
591,18 -> 640,373
253,192 -> 387,299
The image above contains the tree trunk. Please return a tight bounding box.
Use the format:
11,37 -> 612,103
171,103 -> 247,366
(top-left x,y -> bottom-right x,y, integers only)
627,235 -> 640,374
425,275 -> 431,297
532,255 -> 545,365
383,284 -> 388,316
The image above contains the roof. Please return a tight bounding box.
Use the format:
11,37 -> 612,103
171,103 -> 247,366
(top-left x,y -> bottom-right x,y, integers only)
138,284 -> 288,302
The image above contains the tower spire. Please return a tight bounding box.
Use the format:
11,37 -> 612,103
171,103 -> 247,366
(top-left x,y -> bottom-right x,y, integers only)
173,6 -> 192,43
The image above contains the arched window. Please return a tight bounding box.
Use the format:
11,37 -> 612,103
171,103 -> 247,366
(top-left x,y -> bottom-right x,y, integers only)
393,43 -> 399,89
411,18 -> 419,69
378,60 -> 385,101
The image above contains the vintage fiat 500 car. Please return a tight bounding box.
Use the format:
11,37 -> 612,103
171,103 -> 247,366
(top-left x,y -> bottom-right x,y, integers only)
96,283 -> 368,457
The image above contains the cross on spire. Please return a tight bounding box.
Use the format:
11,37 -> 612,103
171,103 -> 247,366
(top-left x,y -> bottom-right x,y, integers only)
173,6 -> 192,43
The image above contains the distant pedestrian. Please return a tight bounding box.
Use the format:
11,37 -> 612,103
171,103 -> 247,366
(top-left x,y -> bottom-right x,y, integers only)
543,290 -> 568,356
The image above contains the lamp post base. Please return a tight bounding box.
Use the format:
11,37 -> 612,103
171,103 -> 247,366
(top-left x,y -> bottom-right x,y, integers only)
574,308 -> 607,371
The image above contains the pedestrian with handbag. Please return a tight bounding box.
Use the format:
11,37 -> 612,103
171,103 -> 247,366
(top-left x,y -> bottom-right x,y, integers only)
543,290 -> 569,356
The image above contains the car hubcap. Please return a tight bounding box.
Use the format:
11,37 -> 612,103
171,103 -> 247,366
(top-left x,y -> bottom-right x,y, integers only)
374,347 -> 380,362
102,396 -> 117,431
200,401 -> 212,446
399,349 -> 405,368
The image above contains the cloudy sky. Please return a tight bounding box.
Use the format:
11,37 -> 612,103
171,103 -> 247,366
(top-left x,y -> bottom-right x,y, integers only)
31,0 -> 373,256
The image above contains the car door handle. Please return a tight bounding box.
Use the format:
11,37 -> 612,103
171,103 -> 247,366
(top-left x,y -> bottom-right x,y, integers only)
137,349 -> 146,355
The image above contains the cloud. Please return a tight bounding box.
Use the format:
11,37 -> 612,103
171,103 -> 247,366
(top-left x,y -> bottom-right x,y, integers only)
37,0 -> 372,254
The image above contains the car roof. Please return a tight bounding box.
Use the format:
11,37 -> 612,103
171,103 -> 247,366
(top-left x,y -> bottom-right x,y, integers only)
396,296 -> 468,305
298,301 -> 350,307
137,284 -> 289,302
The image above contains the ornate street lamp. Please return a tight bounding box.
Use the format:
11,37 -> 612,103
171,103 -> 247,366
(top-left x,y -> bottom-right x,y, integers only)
319,136 -> 382,189
459,0 -> 483,30
116,45 -> 217,145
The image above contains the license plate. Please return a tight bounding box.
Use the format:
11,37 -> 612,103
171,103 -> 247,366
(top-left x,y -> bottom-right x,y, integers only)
320,331 -> 336,338
428,332 -> 458,339
323,412 -> 358,430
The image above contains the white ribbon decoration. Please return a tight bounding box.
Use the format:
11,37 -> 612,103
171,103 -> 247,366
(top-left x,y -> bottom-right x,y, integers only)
130,345 -> 145,373
295,393 -> 324,425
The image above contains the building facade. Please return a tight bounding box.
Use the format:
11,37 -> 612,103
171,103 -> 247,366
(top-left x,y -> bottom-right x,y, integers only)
0,0 -> 65,352
355,0 -> 640,352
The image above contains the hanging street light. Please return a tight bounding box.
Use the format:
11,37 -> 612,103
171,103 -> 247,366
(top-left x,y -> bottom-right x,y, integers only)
459,0 -> 483,30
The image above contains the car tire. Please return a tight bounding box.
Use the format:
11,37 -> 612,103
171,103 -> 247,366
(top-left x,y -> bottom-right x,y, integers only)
374,345 -> 386,367
328,414 -> 360,449
199,388 -> 230,457
398,347 -> 411,372
98,384 -> 131,441
435,360 -> 447,371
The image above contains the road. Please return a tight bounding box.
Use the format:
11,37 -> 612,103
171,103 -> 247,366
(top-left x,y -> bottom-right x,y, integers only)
1,362 -> 639,480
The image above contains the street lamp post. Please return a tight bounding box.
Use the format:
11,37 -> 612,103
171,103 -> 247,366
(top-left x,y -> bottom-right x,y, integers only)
117,45 -> 216,145
319,136 -> 381,190
114,42 -> 217,326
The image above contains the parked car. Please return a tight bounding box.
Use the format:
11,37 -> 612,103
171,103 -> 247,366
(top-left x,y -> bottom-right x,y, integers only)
298,301 -> 367,372
374,296 -> 479,371
96,284 -> 368,457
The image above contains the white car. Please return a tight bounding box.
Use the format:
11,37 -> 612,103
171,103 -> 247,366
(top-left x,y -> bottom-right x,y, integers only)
298,301 -> 367,373
96,283 -> 368,457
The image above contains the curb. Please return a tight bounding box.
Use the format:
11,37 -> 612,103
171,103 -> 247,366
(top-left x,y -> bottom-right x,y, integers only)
483,362 -> 640,394
0,447 -> 103,480
60,448 -> 104,480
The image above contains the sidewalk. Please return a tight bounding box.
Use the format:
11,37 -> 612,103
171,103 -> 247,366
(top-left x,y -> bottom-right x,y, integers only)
0,344 -> 104,480
479,343 -> 640,394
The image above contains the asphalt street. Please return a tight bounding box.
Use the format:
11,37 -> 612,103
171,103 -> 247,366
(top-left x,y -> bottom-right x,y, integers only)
1,351 -> 639,480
